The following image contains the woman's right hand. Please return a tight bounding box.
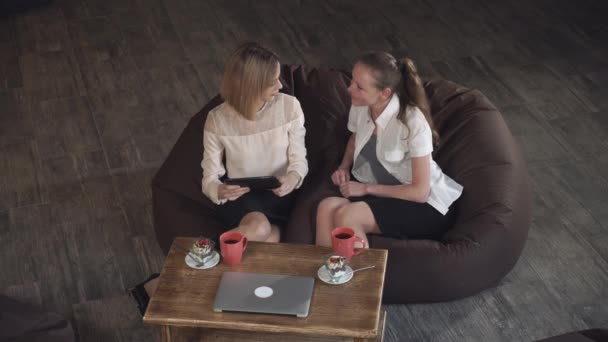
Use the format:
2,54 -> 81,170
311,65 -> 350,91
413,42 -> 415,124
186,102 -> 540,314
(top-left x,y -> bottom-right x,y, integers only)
218,184 -> 250,201
331,167 -> 350,186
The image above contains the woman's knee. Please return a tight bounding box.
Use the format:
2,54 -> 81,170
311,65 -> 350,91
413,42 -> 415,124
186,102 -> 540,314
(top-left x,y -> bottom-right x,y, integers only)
239,212 -> 272,240
317,197 -> 349,215
334,202 -> 371,227
266,225 -> 281,243
334,204 -> 352,224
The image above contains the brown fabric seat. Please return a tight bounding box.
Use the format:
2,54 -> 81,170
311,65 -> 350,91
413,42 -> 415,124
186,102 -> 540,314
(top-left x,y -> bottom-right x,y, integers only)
152,65 -> 531,303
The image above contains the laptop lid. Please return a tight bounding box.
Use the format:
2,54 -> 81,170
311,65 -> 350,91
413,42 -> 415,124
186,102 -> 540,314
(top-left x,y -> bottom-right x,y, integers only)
213,272 -> 315,318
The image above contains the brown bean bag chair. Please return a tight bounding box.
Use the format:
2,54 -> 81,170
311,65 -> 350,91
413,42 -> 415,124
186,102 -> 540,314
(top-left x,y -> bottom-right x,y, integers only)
152,65 -> 531,303
152,65 -> 351,250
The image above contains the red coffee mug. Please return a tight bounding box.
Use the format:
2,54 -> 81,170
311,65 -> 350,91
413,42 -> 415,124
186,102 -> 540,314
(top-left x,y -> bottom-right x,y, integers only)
220,231 -> 248,265
331,227 -> 366,259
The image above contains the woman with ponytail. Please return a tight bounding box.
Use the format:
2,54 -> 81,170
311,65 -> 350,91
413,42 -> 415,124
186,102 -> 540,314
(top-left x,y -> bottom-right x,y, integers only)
315,52 -> 463,248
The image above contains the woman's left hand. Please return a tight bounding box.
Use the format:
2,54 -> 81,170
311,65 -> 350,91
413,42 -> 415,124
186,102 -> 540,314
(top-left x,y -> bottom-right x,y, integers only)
339,181 -> 368,198
273,172 -> 301,197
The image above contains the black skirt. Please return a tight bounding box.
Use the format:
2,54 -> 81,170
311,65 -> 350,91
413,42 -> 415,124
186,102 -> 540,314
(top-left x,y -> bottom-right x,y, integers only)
349,195 -> 456,241
216,190 -> 296,230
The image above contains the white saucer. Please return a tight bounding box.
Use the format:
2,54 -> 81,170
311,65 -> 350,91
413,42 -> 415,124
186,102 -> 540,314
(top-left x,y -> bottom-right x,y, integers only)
317,265 -> 353,285
185,251 -> 220,270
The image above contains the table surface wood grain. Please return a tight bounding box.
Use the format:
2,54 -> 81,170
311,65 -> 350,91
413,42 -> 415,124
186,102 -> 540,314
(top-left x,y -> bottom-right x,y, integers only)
144,238 -> 388,339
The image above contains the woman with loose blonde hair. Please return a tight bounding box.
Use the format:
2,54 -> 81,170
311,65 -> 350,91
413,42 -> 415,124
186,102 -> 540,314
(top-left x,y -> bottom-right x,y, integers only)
316,51 -> 463,249
220,43 -> 280,120
202,42 -> 308,242
129,42 -> 308,316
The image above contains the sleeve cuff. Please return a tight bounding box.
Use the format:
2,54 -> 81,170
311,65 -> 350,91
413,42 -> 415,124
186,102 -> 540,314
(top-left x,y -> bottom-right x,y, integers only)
203,180 -> 227,205
409,146 -> 433,158
287,168 -> 307,189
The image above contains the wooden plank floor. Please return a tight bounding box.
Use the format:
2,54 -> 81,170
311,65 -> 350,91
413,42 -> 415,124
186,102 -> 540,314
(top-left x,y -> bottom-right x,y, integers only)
1,0 -> 607,341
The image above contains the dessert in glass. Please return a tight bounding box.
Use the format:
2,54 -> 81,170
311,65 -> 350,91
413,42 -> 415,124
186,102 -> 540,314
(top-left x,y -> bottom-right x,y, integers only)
190,238 -> 215,264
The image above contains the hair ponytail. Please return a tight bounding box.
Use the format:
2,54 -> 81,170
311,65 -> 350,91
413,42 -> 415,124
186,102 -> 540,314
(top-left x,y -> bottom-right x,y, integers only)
397,58 -> 439,144
358,52 -> 439,145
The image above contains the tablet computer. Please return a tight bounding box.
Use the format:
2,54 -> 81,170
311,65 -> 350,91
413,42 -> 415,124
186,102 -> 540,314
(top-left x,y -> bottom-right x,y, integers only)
225,176 -> 281,190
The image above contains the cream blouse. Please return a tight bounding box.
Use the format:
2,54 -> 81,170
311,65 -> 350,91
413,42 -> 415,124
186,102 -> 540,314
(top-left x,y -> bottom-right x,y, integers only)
201,93 -> 308,204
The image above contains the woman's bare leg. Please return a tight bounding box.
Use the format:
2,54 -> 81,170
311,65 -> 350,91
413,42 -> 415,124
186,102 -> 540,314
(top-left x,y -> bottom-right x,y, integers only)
332,201 -> 381,249
143,277 -> 159,297
229,211 -> 273,241
315,197 -> 351,247
265,224 -> 280,242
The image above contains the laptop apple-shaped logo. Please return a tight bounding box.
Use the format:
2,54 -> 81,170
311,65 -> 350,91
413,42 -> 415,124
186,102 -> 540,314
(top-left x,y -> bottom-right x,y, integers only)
254,286 -> 273,298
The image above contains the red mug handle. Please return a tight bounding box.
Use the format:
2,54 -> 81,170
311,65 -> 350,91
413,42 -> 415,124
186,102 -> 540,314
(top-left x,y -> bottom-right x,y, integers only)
352,236 -> 366,256
242,236 -> 248,251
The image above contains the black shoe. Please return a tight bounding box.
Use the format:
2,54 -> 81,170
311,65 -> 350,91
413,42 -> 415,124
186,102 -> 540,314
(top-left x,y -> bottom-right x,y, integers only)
128,273 -> 160,316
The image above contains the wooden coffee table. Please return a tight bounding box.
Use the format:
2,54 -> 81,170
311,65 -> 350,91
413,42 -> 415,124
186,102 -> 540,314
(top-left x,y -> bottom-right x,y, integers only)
144,237 -> 388,342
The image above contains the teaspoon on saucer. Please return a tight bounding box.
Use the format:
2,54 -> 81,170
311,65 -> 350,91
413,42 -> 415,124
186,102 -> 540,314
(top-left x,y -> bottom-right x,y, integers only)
173,244 -> 206,266
344,265 -> 375,275
328,265 -> 376,283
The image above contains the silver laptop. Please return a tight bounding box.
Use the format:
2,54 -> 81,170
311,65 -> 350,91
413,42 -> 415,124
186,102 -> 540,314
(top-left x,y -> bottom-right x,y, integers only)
213,272 -> 315,318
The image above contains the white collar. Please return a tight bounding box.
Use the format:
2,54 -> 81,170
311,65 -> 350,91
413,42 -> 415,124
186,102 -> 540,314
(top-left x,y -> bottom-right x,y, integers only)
372,94 -> 400,129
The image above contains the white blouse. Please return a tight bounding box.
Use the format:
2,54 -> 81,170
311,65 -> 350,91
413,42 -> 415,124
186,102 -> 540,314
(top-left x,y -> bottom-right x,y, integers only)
349,94 -> 463,215
201,93 -> 308,205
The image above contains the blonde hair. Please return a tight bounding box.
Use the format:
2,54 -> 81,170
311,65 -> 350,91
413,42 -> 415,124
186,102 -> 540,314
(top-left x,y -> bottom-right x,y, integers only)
220,42 -> 280,120
358,52 -> 438,144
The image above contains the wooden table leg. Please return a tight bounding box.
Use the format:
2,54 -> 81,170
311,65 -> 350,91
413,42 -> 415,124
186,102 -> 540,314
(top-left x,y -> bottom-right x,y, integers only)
355,310 -> 386,342
160,326 -> 171,342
